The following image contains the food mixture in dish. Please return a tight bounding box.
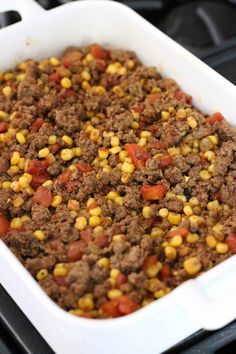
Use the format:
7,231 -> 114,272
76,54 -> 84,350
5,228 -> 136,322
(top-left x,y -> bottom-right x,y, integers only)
0,45 -> 235,319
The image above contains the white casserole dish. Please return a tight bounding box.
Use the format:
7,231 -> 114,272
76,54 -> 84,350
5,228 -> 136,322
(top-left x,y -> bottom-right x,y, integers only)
0,0 -> 236,353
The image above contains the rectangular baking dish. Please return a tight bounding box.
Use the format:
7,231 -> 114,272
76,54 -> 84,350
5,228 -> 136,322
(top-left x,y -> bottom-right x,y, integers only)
0,1 -> 236,353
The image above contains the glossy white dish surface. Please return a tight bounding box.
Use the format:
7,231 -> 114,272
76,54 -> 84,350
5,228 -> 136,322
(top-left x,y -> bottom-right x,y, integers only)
0,1 -> 236,354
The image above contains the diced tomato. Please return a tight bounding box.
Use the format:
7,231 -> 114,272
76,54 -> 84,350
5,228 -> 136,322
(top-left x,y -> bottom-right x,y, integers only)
175,90 -> 184,100
26,159 -> 49,175
0,214 -> 10,238
53,276 -> 67,287
31,173 -> 50,187
32,186 -> 52,207
63,89 -> 77,98
132,103 -> 144,113
80,228 -> 92,244
125,144 -> 151,169
62,50 -> 82,68
76,163 -> 92,173
50,143 -> 59,154
206,112 -> 224,125
115,274 -> 128,288
30,118 -> 44,133
117,295 -> 138,315
49,240 -> 62,250
147,140 -> 164,149
90,44 -> 108,59
141,184 -> 167,201
96,59 -> 106,71
87,202 -> 98,210
80,314 -> 94,319
56,66 -> 71,77
50,72 -> 60,82
159,155 -> 173,169
161,264 -> 171,279
94,233 -> 110,247
0,122 -> 8,133
67,240 -> 87,262
225,234 -> 236,253
101,300 -> 120,318
147,93 -> 162,104
142,255 -> 157,271
167,227 -> 189,238
57,169 -> 72,185
187,96 -> 193,105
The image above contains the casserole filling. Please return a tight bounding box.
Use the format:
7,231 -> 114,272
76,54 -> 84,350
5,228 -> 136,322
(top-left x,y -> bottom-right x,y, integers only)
0,45 -> 235,319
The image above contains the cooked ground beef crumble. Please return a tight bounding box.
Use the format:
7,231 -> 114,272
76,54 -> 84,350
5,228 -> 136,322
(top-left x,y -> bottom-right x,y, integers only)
0,44 -> 235,318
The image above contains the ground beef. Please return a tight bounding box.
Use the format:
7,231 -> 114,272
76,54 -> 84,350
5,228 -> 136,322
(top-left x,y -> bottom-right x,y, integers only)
1,44 -> 235,320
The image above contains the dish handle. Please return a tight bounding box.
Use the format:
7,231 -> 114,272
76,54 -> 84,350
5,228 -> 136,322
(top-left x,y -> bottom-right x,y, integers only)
0,0 -> 45,23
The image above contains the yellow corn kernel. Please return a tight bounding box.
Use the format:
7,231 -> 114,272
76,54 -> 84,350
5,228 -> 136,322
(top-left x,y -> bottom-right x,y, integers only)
103,131 -> 114,138
106,63 -> 119,74
92,86 -> 106,95
11,151 -> 20,165
184,257 -> 202,275
109,146 -> 121,154
53,267 -> 67,277
183,205 -> 193,217
110,269 -> 120,279
107,191 -> 119,200
186,233 -> 199,244
199,170 -> 211,181
81,70 -> 91,81
212,223 -> 223,233
93,226 -> 104,234
2,86 -> 11,97
131,121 -> 139,129
13,196 -> 24,208
168,212 -> 181,225
34,230 -> 46,241
0,110 -> 8,119
49,57 -> 60,66
169,235 -> 183,247
112,234 -> 125,242
2,181 -> 11,189
165,246 -> 177,260
89,207 -> 101,216
98,148 -> 109,159
67,199 -> 80,211
204,150 -> 215,161
69,210 -> 78,219
207,200 -> 221,211
78,296 -> 94,311
21,215 -> 31,223
142,206 -> 152,219
112,85 -> 124,97
108,289 -> 123,300
176,108 -> 187,119
61,77 -> 72,89
18,173 -> 32,189
216,242 -> 229,254
167,147 -> 180,156
159,208 -> 169,218
16,132 -> 26,145
16,73 -> 26,82
208,135 -> 218,145
208,164 -> 215,173
161,111 -> 170,120
11,181 -> 20,193
137,137 -> 147,147
99,159 -> 108,167
114,196 -> 123,206
89,216 -> 101,227
61,149 -> 74,161
82,80 -> 91,90
8,166 -> 19,176
11,218 -> 22,229
38,147 -> 50,158
121,161 -> 135,174
62,135 -> 73,146
187,116 -> 197,128
48,135 -> 57,145
18,158 -> 25,170
181,144 -> 192,156
51,195 -> 62,208
90,129 -> 100,141
146,262 -> 162,278
140,130 -> 152,138
151,227 -> 164,238
36,269 -> 48,281
97,257 -> 109,268
103,165 -> 112,173
42,180 -> 53,187
110,136 -> 120,147
73,147 -> 82,157
189,197 -> 199,206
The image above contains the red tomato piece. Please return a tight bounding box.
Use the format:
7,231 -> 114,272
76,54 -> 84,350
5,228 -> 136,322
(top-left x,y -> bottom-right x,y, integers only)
90,44 -> 108,59
167,227 -> 189,238
147,93 -> 162,104
32,186 -> 52,207
50,72 -> 60,82
79,314 -> 94,319
0,122 -> 8,133
206,112 -> 224,125
50,143 -> 59,154
80,228 -> 92,244
147,140 -> 164,149
125,144 -> 151,169
141,184 -> 167,201
26,159 -> 49,175
187,96 -> 193,105
175,90 -> 184,100
159,155 -> 173,169
57,169 -> 72,185
142,255 -> 157,271
76,163 -> 92,173
161,264 -> 171,279
117,295 -> 138,315
132,103 -> 144,113
101,300 -> 120,318
67,240 -> 87,262
53,276 -> 67,287
30,118 -> 44,133
94,233 -> 110,247
0,214 -> 10,238
96,59 -> 106,71
31,173 -> 50,187
115,274 -> 128,288
62,50 -> 82,68
225,234 -> 236,253
63,89 -> 77,98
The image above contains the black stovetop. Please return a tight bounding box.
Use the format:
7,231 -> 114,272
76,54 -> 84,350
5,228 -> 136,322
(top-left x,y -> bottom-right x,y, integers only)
0,1 -> 236,354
